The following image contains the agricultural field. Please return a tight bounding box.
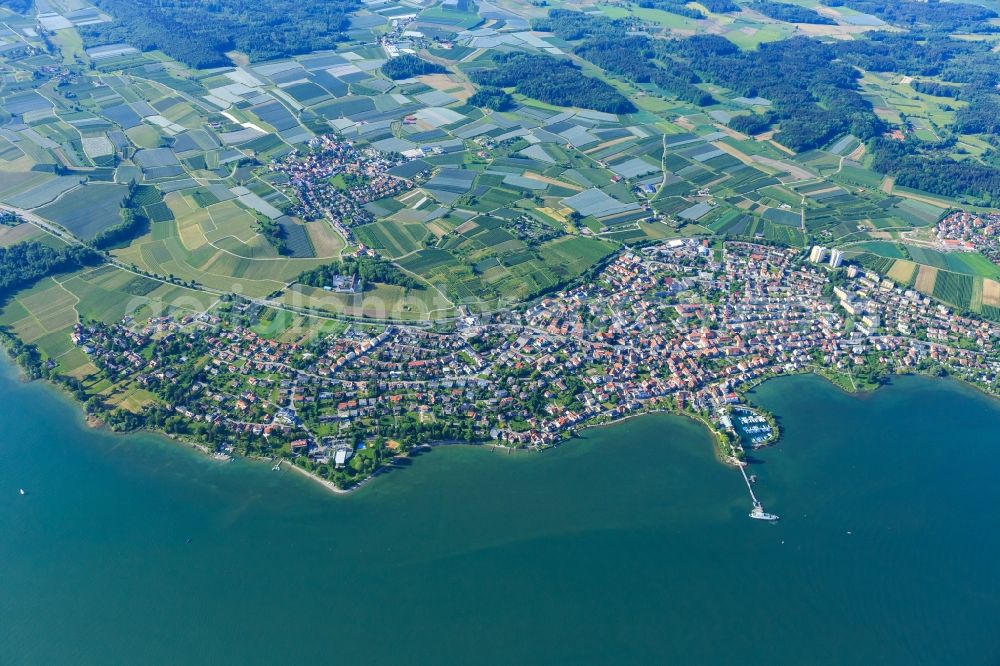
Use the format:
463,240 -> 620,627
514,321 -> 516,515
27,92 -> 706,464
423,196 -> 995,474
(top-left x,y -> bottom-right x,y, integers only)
853,242 -> 1000,280
0,222 -> 47,247
281,283 -> 449,321
0,260 -> 215,374
886,260 -> 917,286
35,183 -> 130,240
0,0 -> 997,332
847,238 -> 1000,315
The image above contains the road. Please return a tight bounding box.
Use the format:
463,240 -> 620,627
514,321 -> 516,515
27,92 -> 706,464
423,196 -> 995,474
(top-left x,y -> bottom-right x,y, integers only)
0,202 -> 456,329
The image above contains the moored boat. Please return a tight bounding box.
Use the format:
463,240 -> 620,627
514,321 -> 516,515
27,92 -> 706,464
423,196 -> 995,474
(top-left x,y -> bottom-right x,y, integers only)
749,503 -> 779,522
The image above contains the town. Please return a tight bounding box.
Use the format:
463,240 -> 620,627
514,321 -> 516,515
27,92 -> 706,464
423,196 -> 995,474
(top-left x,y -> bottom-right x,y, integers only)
71,238 -> 1000,490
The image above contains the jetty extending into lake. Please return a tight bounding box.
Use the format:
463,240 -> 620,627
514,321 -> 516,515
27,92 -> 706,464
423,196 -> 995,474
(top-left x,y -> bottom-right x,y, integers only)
738,459 -> 779,522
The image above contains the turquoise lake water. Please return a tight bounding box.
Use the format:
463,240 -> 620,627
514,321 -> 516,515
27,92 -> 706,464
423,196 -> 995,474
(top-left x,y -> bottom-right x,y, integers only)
1,355 -> 999,665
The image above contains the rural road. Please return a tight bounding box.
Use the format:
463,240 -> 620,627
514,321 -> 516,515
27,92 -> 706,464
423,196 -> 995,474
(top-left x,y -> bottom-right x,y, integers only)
0,202 -> 456,329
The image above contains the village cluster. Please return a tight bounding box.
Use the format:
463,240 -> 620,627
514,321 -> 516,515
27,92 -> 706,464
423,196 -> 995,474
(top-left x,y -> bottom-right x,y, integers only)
936,210 -> 1000,263
271,135 -> 420,241
71,239 -> 1000,483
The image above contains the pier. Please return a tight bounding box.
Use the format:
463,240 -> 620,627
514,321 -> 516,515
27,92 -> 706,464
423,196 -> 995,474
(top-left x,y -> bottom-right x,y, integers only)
738,461 -> 779,521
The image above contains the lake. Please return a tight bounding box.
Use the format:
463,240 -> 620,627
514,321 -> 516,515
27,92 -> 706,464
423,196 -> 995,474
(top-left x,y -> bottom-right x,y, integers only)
2,356 -> 999,665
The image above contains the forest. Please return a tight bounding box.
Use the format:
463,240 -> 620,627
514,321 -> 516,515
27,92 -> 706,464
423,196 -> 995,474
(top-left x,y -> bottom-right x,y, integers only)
297,256 -> 419,290
531,9 -> 631,42
80,0 -> 358,68
911,80 -> 960,98
635,0 -> 705,20
728,112 -> 776,136
574,35 -> 714,106
821,0 -> 998,33
698,0 -> 739,12
663,35 -> 883,150
534,11 -> 879,146
749,1 -> 835,24
835,32 -> 999,88
380,54 -> 445,80
831,29 -> 1000,200
953,95 -> 1000,136
469,52 -> 635,114
870,138 -> 1000,204
533,11 -> 712,105
0,242 -> 102,299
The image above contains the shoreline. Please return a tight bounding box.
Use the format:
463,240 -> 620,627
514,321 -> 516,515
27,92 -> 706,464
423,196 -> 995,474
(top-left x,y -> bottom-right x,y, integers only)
575,407 -> 742,466
283,459 -> 352,494
2,345 -> 997,495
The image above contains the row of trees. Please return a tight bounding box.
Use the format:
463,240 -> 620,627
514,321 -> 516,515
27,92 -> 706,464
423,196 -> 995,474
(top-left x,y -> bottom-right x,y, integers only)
91,208 -> 148,250
90,182 -> 150,250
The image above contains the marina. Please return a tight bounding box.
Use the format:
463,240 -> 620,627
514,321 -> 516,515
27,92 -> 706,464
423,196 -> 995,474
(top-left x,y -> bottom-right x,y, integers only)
732,407 -> 777,449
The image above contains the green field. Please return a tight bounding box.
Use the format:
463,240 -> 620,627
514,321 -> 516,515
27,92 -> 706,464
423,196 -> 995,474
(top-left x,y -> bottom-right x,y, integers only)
355,219 -> 428,258
35,183 -> 130,240
0,0 -> 996,327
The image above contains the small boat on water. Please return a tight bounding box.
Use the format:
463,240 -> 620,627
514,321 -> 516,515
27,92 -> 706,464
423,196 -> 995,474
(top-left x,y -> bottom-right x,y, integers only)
272,462 -> 281,471
19,488 -> 25,495
749,503 -> 779,522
